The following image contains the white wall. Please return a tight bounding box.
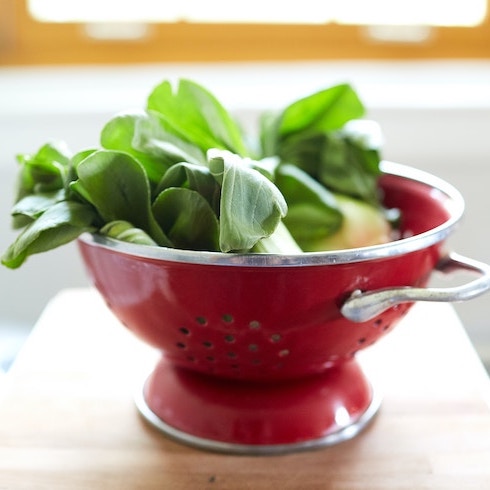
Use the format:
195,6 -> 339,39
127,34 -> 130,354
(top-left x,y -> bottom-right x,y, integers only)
1,61 -> 490,361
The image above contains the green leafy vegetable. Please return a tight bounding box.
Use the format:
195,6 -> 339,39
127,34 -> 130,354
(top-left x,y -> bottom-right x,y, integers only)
2,201 -> 96,269
152,187 -> 219,251
261,83 -> 382,204
147,79 -> 249,156
70,150 -> 171,247
274,164 -> 342,248
278,83 -> 366,137
155,161 -> 220,214
11,189 -> 66,223
100,221 -> 157,246
303,194 -> 392,252
208,149 -> 288,252
14,141 -> 72,198
2,77 -> 394,269
12,141 -> 73,229
101,111 -> 206,186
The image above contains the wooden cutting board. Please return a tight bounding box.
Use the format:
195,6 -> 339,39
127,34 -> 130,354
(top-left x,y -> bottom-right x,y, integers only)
1,288 -> 490,489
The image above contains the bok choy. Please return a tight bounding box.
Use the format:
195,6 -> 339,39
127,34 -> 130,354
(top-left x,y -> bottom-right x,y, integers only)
2,78 -> 395,269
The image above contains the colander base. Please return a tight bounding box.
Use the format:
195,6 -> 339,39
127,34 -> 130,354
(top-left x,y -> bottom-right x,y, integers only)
135,357 -> 381,455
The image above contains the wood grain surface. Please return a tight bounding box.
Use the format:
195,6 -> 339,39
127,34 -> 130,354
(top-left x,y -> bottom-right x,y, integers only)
1,288 -> 490,489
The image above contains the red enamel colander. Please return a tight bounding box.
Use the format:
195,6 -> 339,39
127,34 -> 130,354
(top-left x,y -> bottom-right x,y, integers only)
78,161 -> 490,454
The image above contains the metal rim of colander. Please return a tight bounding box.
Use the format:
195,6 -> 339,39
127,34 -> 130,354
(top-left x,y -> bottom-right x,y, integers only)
79,161 -> 465,267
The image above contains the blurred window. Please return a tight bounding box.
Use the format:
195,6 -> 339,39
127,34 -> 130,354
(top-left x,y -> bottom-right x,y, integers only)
27,0 -> 487,26
1,0 -> 489,65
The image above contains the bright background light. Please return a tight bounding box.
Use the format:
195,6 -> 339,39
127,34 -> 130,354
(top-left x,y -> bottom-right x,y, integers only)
28,0 -> 487,26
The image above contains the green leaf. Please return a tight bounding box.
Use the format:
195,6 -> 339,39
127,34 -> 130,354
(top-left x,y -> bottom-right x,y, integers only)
247,156 -> 281,181
100,221 -> 158,246
147,79 -> 249,156
208,150 -> 287,252
276,131 -> 328,178
316,134 -> 381,205
155,162 -> 220,214
274,165 -> 342,245
259,84 -> 375,206
1,201 -> 96,269
278,83 -> 365,137
133,111 -> 206,166
11,189 -> 66,223
152,188 -> 219,251
70,150 -> 171,246
69,148 -> 97,172
15,141 -> 72,201
277,131 -> 381,205
101,112 -> 174,185
259,111 -> 282,157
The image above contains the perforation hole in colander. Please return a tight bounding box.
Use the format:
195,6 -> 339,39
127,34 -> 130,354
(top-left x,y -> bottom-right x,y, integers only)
171,312 -> 294,374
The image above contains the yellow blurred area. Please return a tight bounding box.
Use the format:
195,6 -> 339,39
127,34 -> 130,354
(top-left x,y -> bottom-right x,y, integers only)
1,0 -> 489,66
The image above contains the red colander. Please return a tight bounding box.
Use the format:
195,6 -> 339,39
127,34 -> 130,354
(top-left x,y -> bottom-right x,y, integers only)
78,161 -> 490,454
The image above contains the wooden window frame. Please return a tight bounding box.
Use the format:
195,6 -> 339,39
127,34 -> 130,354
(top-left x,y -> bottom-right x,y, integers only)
1,0 -> 490,66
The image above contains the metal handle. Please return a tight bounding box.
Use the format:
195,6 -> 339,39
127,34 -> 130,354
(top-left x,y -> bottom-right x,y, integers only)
340,252 -> 490,323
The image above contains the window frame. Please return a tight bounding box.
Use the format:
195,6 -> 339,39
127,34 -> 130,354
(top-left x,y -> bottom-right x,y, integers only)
1,0 -> 490,66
